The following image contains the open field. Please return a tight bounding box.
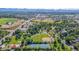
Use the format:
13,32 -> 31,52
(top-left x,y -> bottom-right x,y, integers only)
31,33 -> 50,43
31,19 -> 55,23
9,36 -> 21,44
0,18 -> 17,25
0,18 -> 25,30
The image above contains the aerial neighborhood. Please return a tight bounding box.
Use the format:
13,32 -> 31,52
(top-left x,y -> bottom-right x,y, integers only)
0,8 -> 79,51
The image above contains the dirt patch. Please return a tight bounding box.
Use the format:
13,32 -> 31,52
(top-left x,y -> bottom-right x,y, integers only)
42,37 -> 51,42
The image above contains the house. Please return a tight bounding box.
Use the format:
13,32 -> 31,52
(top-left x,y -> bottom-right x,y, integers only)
9,44 -> 20,49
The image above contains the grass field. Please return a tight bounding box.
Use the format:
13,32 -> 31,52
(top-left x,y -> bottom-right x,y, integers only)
31,33 -> 49,43
9,36 -> 22,44
32,19 -> 54,23
0,18 -> 16,25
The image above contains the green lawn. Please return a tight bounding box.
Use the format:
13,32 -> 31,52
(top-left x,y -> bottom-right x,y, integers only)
32,19 -> 54,23
10,36 -> 21,44
31,33 -> 49,43
0,18 -> 16,25
9,36 -> 17,44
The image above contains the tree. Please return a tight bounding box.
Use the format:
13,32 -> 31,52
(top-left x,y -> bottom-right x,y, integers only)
73,42 -> 79,51
63,45 -> 72,51
65,36 -> 75,45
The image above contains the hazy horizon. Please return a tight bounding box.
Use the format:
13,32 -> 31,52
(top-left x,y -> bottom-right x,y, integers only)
1,8 -> 79,10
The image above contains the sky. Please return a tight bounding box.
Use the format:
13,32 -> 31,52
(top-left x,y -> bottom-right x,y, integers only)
0,0 -> 79,9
